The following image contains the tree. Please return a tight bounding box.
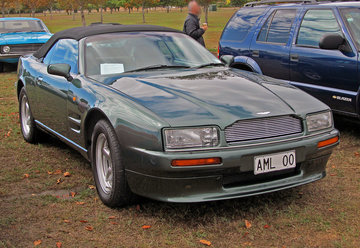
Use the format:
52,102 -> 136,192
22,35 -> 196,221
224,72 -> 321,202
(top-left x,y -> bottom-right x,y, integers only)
22,0 -> 48,17
43,0 -> 57,19
198,0 -> 215,24
0,0 -> 9,17
140,0 -> 158,23
230,0 -> 247,6
92,0 -> 107,23
75,0 -> 91,26
173,0 -> 187,12
10,0 -> 23,16
159,0 -> 172,13
106,0 -> 122,13
59,0 -> 78,20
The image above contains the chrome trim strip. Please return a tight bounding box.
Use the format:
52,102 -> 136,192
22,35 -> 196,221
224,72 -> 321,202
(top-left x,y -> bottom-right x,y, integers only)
68,116 -> 81,125
35,120 -> 87,153
165,130 -> 335,153
70,128 -> 81,134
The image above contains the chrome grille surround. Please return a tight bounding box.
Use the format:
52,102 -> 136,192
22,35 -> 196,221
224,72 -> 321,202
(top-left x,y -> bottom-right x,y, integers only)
225,115 -> 303,144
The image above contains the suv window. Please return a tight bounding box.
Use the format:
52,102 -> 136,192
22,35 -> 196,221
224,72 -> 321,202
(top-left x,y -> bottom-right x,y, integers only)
222,8 -> 265,42
340,8 -> 360,49
43,39 -> 79,74
297,9 -> 341,48
257,9 -> 296,44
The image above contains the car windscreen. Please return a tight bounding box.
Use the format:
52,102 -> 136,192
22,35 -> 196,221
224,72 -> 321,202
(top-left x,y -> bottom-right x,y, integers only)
340,8 -> 360,50
84,32 -> 221,76
0,20 -> 46,33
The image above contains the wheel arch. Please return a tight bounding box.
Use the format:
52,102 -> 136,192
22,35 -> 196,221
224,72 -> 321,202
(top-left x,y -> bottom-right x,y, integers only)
231,56 -> 263,75
16,79 -> 24,100
83,108 -> 113,153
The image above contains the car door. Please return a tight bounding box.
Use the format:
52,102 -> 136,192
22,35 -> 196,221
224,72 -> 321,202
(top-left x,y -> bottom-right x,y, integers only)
35,39 -> 79,137
249,8 -> 298,80
290,8 -> 358,115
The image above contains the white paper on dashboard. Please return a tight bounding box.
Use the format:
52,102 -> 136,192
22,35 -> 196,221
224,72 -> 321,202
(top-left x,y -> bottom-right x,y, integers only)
100,63 -> 124,75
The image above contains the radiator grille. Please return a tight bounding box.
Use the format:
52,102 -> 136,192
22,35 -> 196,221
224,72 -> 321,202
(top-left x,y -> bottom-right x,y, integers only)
225,115 -> 303,143
6,43 -> 43,54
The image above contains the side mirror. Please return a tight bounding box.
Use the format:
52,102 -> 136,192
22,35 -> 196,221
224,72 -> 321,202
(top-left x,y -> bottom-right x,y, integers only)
220,55 -> 234,66
47,64 -> 73,81
319,33 -> 351,53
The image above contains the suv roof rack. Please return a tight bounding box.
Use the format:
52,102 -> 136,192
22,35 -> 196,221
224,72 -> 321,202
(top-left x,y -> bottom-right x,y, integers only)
244,0 -> 317,7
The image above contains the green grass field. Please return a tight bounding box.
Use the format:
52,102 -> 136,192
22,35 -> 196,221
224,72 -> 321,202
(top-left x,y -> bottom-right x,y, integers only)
0,9 -> 360,248
39,7 -> 238,53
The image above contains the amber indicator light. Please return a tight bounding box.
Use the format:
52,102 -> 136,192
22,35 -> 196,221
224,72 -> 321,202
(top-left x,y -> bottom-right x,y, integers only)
171,157 -> 222,167
317,136 -> 339,148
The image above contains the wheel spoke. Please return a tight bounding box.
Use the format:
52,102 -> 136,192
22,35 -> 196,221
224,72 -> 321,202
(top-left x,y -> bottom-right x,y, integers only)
96,133 -> 114,194
102,147 -> 111,161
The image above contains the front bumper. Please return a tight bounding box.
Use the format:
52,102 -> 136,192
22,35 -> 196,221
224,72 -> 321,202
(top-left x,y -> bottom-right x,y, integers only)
125,129 -> 339,203
0,54 -> 23,64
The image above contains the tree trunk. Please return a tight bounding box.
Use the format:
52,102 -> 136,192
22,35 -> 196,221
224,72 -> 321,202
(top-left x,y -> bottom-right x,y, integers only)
32,9 -> 35,17
142,2 -> 145,23
166,6 -> 169,13
72,9 -> 75,20
204,5 -> 208,24
100,7 -> 103,23
50,7 -> 53,20
81,8 -> 86,27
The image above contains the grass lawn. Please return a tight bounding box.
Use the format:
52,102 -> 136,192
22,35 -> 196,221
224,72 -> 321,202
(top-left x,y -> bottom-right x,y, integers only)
0,9 -> 360,248
33,7 -> 237,53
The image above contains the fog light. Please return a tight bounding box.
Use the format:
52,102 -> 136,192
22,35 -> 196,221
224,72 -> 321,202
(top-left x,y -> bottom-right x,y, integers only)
171,157 -> 222,167
2,46 -> 10,54
317,136 -> 339,148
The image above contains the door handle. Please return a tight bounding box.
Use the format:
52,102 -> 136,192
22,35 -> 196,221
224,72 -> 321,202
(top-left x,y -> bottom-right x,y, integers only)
36,76 -> 43,85
290,54 -> 299,62
252,50 -> 260,57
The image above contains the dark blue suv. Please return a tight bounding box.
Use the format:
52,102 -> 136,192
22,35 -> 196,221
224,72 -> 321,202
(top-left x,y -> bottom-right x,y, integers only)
219,0 -> 360,119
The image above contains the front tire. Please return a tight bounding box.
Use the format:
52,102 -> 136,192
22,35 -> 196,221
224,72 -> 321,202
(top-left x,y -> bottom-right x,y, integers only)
19,88 -> 38,143
91,120 -> 135,207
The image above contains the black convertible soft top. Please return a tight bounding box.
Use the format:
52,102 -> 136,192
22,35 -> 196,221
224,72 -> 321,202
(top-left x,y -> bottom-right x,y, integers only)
33,24 -> 182,59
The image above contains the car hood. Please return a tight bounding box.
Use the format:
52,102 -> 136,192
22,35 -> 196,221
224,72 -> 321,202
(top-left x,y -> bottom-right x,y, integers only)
0,32 -> 52,45
108,68 -> 329,128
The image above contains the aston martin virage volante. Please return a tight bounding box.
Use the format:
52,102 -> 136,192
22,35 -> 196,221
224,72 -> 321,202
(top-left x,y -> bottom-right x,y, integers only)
16,24 -> 339,207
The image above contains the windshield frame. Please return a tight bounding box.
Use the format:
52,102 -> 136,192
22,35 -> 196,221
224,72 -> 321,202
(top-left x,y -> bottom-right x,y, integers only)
0,19 -> 49,34
340,7 -> 360,51
82,31 -> 222,78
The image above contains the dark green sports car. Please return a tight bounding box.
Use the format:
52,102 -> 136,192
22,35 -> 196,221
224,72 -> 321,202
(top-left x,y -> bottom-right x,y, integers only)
16,24 -> 339,207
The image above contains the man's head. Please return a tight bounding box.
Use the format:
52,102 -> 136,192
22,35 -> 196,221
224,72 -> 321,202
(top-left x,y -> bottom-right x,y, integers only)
188,1 -> 201,16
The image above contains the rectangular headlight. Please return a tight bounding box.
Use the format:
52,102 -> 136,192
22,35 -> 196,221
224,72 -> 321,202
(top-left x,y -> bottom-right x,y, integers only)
306,111 -> 333,132
164,127 -> 219,149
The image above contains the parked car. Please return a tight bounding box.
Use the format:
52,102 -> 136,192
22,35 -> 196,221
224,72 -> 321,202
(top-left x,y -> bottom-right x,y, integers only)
16,24 -> 339,207
0,17 -> 51,72
219,0 -> 360,120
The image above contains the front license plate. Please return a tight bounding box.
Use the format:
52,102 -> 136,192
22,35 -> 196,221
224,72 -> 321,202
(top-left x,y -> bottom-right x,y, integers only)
254,150 -> 296,175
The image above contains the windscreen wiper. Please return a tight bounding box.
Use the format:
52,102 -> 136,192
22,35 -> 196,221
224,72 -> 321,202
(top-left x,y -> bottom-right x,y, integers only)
195,63 -> 224,69
125,64 -> 191,73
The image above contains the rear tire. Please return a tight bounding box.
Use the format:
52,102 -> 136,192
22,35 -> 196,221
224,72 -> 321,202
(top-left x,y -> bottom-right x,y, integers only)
0,63 -> 4,73
91,119 -> 135,207
19,88 -> 38,143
